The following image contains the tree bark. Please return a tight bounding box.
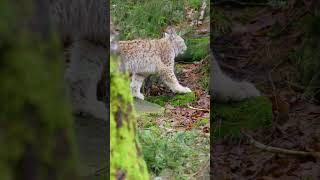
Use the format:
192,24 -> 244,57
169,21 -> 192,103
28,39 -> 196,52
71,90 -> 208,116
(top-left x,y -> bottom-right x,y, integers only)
110,56 -> 149,180
0,0 -> 79,179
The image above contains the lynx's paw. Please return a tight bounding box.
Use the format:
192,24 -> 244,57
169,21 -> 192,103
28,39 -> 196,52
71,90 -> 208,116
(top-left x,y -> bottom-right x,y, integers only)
180,86 -> 192,93
173,85 -> 192,94
133,92 -> 145,100
214,80 -> 260,102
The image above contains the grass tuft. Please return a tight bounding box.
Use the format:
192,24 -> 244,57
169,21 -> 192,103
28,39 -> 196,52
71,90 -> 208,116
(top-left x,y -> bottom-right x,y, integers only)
146,92 -> 196,107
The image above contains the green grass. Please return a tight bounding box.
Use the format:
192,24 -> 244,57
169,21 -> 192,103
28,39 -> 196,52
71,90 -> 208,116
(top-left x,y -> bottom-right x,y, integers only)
211,8 -> 232,38
138,127 -> 209,178
111,0 -> 210,62
145,92 -> 196,107
137,112 -> 209,178
111,0 -> 186,40
195,117 -> 209,127
212,96 -> 273,139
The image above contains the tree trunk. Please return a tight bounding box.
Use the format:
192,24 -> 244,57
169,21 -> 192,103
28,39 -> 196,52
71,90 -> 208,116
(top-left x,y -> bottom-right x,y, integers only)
0,0 -> 79,179
110,56 -> 149,180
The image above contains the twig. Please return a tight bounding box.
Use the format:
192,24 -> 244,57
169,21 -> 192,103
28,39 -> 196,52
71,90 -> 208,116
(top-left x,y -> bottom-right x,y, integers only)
187,104 -> 210,112
242,131 -> 320,159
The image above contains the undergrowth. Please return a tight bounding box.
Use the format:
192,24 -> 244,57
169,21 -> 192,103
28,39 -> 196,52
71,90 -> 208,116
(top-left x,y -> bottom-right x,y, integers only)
111,0 -> 203,40
138,114 -> 209,179
111,0 -> 209,61
212,96 -> 273,139
290,11 -> 320,103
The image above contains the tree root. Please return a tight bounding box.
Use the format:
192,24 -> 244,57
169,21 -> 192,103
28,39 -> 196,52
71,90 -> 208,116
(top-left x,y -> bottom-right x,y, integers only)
242,131 -> 320,159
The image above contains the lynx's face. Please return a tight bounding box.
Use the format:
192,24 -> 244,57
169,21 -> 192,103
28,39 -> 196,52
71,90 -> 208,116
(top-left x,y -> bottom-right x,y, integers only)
164,26 -> 187,55
172,35 -> 187,55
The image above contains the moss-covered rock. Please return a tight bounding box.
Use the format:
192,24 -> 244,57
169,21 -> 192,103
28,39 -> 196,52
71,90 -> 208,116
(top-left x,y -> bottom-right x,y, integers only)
211,96 -> 273,138
145,92 -> 196,107
176,36 -> 209,62
110,56 -> 149,180
134,99 -> 165,116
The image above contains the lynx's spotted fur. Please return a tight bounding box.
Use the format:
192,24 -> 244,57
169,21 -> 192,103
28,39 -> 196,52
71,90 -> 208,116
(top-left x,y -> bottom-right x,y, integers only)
119,27 -> 191,100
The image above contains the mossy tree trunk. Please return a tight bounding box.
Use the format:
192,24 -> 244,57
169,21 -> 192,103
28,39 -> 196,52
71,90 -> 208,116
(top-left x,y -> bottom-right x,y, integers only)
110,56 -> 149,180
0,0 -> 79,179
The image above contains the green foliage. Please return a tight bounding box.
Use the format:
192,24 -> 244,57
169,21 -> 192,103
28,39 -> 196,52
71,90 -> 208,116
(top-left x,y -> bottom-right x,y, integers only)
146,92 -> 196,107
290,12 -> 320,103
187,0 -> 203,10
211,8 -> 232,38
111,0 -> 186,40
110,57 -> 149,180
176,36 -> 209,62
212,96 -> 273,138
195,117 -> 209,127
138,128 -> 208,177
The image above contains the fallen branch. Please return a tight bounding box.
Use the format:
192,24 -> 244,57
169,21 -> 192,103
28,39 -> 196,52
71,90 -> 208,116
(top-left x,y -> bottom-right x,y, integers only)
197,0 -> 207,25
187,104 -> 210,112
242,131 -> 320,159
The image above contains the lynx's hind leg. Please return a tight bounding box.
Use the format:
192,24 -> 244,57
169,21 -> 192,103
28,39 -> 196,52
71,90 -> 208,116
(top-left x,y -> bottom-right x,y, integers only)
157,63 -> 191,94
131,74 -> 145,100
65,40 -> 108,121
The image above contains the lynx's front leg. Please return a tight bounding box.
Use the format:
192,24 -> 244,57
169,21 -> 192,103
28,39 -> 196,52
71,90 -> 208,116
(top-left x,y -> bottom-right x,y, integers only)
130,74 -> 145,100
158,63 -> 191,93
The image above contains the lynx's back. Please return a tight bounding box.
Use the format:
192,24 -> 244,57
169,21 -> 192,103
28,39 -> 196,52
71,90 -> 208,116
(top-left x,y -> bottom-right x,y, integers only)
118,26 -> 187,74
119,39 -> 175,74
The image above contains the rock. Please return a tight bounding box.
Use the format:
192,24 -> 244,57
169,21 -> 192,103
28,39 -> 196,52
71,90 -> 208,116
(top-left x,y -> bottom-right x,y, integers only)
134,98 -> 165,115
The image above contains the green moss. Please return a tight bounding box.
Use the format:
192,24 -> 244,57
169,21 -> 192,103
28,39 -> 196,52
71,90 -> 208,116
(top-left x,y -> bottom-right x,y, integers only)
176,36 -> 209,62
195,117 -> 209,127
110,56 -> 149,180
0,1 -> 79,178
211,96 -> 273,138
145,92 -> 196,107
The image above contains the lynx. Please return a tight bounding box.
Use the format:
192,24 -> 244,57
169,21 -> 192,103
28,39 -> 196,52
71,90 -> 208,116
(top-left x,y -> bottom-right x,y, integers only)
210,51 -> 261,102
49,0 -> 108,121
118,27 -> 191,100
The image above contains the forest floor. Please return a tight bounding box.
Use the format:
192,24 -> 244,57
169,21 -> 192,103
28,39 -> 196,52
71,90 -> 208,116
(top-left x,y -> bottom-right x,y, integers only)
137,59 -> 210,179
212,2 -> 320,179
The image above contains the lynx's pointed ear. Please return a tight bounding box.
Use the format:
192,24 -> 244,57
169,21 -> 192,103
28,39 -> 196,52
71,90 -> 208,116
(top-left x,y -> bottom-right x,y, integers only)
164,32 -> 170,38
165,26 -> 177,35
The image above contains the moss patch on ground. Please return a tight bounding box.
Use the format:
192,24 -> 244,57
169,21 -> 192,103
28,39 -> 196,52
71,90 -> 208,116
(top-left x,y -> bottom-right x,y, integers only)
212,96 -> 273,139
145,92 -> 196,107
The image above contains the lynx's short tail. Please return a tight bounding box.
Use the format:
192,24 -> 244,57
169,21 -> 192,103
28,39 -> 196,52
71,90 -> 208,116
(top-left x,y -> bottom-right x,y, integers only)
210,53 -> 260,102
